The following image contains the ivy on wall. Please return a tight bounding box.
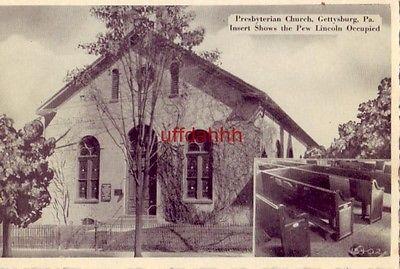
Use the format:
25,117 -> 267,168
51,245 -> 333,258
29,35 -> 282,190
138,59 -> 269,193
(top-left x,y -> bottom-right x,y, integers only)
158,120 -> 262,225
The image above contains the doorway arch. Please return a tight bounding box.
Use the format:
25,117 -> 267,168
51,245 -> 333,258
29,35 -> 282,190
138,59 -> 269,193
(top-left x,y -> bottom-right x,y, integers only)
126,125 -> 158,216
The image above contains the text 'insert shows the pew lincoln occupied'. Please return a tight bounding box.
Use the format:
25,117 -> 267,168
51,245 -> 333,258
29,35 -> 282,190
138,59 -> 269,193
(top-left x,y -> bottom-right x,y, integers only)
229,14 -> 382,34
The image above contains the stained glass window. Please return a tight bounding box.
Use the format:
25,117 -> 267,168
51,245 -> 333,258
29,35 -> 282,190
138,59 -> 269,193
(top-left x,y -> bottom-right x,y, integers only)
78,136 -> 100,201
185,129 -> 212,201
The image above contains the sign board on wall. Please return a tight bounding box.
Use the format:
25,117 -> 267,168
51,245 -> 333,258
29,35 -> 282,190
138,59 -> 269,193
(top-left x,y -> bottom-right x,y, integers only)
101,184 -> 112,202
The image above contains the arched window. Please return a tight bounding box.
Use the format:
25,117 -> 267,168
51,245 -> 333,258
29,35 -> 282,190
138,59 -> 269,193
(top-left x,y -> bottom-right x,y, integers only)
78,136 -> 100,201
276,140 -> 282,158
170,61 -> 179,96
286,134 -> 293,158
185,129 -> 212,201
111,69 -> 119,100
127,125 -> 158,215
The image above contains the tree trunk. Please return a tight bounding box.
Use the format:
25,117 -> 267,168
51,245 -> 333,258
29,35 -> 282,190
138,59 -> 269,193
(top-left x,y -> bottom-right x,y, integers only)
134,181 -> 144,257
2,220 -> 11,257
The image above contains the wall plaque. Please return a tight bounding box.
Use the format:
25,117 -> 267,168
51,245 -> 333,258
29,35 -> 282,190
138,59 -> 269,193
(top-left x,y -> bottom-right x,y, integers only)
101,184 -> 112,202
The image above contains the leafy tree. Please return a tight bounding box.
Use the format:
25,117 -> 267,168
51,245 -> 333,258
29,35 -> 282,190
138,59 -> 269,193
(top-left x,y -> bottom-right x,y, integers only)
68,6 -> 218,257
327,78 -> 391,159
0,115 -> 56,257
304,145 -> 327,159
328,121 -> 362,158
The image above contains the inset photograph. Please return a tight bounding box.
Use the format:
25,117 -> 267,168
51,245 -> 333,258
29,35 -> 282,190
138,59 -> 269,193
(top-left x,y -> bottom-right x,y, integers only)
254,158 -> 391,257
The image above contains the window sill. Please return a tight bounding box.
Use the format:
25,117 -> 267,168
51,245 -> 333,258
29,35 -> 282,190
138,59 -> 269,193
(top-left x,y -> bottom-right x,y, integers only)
109,99 -> 118,104
183,198 -> 213,204
75,199 -> 99,204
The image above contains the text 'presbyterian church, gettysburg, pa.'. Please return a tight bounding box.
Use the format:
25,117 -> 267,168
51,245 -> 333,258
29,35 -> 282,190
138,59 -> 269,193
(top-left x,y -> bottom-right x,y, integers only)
35,31 -> 318,226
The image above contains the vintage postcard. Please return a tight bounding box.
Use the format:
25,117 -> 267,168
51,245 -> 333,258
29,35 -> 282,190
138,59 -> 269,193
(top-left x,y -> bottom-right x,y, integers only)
0,1 -> 398,269
254,158 -> 391,257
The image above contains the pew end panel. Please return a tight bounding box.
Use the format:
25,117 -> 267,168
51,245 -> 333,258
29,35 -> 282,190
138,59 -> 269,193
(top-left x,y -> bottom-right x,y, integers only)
367,180 -> 385,223
281,211 -> 310,257
352,179 -> 384,223
255,194 -> 310,257
332,193 -> 354,241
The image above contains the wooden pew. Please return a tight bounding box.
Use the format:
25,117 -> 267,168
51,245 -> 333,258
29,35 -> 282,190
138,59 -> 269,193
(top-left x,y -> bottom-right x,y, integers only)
268,160 -> 307,167
383,164 -> 391,174
333,160 -> 376,171
260,168 -> 354,241
258,163 -> 283,170
255,193 -> 310,256
298,165 -> 385,223
332,161 -> 391,193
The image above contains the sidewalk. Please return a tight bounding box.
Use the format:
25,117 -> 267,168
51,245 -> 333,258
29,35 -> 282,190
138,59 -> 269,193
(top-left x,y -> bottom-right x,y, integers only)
2,248 -> 252,258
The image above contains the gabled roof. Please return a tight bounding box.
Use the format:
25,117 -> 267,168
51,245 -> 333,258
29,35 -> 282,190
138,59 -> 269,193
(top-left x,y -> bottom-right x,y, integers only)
37,32 -> 319,148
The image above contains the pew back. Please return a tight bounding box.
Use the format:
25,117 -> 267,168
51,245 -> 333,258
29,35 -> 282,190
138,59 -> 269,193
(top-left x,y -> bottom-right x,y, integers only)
259,168 -> 353,240
260,169 -> 344,219
256,194 -> 285,238
300,164 -> 390,194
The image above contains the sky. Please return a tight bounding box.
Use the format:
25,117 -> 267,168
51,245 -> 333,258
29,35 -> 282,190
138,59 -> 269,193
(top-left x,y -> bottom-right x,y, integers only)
0,5 -> 391,147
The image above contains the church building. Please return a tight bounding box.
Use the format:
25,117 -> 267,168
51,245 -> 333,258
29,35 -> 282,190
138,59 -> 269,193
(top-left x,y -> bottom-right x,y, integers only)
36,32 -> 318,226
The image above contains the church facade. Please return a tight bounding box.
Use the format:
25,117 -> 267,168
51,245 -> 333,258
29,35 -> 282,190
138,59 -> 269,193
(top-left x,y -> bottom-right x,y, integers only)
36,35 -> 318,226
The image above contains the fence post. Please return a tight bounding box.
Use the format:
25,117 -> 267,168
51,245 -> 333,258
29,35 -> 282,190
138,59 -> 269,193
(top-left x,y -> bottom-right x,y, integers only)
94,222 -> 98,251
57,226 -> 61,250
2,220 -> 11,257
